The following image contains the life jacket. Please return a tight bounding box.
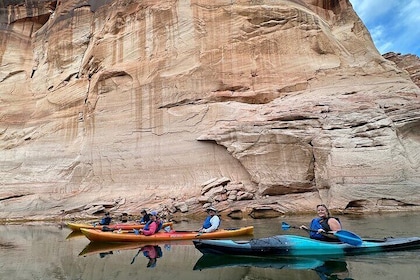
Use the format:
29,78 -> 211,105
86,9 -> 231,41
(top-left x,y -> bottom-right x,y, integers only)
309,217 -> 341,240
140,214 -> 151,224
202,216 -> 212,229
99,216 -> 112,225
202,215 -> 221,229
155,245 -> 163,258
143,220 -> 162,233
155,219 -> 163,232
144,220 -> 152,230
143,245 -> 163,259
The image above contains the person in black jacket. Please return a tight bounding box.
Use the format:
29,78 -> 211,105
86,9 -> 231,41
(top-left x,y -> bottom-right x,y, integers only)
139,209 -> 151,224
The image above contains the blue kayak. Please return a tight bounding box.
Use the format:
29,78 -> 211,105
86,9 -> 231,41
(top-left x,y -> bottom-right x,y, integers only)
193,235 -> 420,257
193,254 -> 350,280
193,254 -> 347,271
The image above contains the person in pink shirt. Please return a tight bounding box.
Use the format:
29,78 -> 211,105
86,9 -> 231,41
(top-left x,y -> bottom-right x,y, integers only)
142,245 -> 158,267
139,211 -> 161,236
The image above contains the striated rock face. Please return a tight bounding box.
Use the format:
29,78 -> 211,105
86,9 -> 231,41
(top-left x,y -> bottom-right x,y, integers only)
383,52 -> 420,88
1,0 -> 419,221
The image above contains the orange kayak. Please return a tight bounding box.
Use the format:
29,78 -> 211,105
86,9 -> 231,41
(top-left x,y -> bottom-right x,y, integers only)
80,226 -> 254,242
67,221 -> 173,231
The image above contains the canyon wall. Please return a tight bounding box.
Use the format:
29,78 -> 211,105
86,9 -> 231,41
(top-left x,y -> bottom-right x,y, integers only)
0,0 -> 419,221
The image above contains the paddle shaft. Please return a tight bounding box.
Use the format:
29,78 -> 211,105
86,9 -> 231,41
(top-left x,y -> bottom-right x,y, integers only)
131,249 -> 142,264
288,224 -> 321,233
282,222 -> 362,246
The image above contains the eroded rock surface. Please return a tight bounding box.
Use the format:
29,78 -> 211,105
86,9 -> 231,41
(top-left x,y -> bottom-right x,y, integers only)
1,0 -> 419,221
383,52 -> 420,88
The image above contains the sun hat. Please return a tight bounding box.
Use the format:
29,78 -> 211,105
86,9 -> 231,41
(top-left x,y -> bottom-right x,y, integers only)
206,206 -> 217,212
150,211 -> 158,216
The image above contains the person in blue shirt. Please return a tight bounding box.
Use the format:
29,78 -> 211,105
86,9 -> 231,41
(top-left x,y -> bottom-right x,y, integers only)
300,204 -> 341,241
99,212 -> 112,225
199,206 -> 220,233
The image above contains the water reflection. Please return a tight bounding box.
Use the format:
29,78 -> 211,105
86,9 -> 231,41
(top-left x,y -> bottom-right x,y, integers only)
1,214 -> 419,280
66,230 -> 85,240
194,255 -> 353,280
79,241 -> 144,256
0,241 -> 16,249
131,245 -> 163,267
80,242 -> 171,268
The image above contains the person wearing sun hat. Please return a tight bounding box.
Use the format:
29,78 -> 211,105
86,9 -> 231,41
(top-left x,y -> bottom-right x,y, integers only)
199,206 -> 220,233
139,211 -> 161,236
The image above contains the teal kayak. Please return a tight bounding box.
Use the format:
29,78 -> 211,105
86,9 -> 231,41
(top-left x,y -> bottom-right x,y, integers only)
193,235 -> 420,257
193,254 -> 347,271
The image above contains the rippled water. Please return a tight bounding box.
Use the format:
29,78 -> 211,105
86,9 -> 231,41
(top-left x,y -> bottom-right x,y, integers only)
1,213 -> 419,280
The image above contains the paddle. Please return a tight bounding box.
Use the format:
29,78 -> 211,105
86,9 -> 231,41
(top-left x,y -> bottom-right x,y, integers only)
130,249 -> 142,264
281,222 -> 363,246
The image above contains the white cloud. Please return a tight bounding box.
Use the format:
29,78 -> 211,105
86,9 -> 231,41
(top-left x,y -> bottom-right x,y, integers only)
349,0 -> 396,24
349,0 -> 420,56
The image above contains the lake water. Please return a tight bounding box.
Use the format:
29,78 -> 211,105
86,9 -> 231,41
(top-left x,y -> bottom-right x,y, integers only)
1,213 -> 419,280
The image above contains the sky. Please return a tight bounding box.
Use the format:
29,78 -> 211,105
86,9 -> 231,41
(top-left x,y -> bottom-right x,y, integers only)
349,0 -> 420,57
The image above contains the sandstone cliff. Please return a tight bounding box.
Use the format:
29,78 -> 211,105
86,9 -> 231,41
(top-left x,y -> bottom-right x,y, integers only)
1,0 -> 419,221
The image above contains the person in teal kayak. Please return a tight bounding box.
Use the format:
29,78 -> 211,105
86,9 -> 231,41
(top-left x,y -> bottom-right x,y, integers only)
199,206 -> 220,233
300,204 -> 341,241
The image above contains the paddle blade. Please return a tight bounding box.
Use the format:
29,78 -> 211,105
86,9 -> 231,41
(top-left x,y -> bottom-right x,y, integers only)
334,230 -> 363,246
281,222 -> 291,230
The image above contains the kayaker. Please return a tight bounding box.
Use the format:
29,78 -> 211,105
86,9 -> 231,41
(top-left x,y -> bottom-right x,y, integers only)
139,211 -> 162,236
139,209 -> 151,224
120,212 -> 128,223
199,206 -> 221,233
143,245 -> 162,268
300,204 -> 341,241
99,212 -> 112,225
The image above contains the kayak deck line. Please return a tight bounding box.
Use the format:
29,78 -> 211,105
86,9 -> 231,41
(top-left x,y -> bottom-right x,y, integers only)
80,226 -> 254,242
193,234 -> 420,258
67,221 -> 174,231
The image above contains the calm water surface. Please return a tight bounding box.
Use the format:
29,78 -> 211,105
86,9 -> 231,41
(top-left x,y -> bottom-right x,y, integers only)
1,213 -> 419,280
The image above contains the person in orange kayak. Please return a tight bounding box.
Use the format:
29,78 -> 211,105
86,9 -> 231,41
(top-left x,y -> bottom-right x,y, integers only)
300,204 -> 342,241
120,212 -> 128,223
139,209 -> 151,224
199,206 -> 220,233
139,211 -> 162,236
98,212 -> 112,225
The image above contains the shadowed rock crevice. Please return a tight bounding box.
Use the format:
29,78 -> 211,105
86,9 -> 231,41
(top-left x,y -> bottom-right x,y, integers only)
344,198 -> 418,212
0,242 -> 16,249
0,194 -> 29,201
